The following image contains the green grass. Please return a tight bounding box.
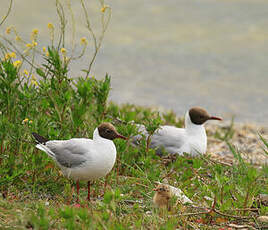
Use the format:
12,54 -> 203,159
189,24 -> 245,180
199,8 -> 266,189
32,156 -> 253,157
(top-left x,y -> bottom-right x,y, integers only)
0,1 -> 267,229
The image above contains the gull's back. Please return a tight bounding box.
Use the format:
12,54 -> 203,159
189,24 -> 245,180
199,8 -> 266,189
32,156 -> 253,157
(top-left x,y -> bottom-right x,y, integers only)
150,126 -> 188,155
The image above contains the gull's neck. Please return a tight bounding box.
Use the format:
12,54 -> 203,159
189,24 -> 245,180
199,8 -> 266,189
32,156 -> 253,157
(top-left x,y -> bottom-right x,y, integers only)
184,111 -> 205,134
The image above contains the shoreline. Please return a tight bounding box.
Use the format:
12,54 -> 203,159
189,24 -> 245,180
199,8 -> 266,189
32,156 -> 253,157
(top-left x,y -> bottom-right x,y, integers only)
206,122 -> 268,167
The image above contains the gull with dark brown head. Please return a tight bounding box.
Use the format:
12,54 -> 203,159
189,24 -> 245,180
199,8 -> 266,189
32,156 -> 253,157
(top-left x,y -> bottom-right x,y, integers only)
32,122 -> 127,204
133,107 -> 222,156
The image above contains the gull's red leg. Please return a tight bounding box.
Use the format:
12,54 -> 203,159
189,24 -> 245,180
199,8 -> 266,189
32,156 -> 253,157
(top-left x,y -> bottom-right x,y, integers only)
104,174 -> 109,194
87,181 -> 91,201
76,180 -> 80,203
73,180 -> 81,208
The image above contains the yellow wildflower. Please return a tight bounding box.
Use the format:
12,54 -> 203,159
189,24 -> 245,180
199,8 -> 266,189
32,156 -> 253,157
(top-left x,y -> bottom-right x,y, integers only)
80,37 -> 88,46
60,48 -> 66,54
15,36 -> 22,42
47,23 -> 54,30
32,29 -> 38,35
10,52 -> 16,58
42,47 -> 46,53
32,41 -> 38,47
30,74 -> 38,86
13,60 -> 22,68
31,80 -> 38,87
23,69 -> 29,77
101,5 -> 109,12
4,53 -> 10,60
6,26 -> 12,34
4,52 -> 16,60
46,51 -> 49,57
22,118 -> 29,124
31,29 -> 39,40
26,43 -> 33,48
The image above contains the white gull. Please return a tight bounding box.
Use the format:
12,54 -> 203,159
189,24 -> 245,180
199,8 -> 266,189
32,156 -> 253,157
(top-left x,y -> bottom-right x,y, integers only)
133,107 -> 222,156
32,122 -> 127,203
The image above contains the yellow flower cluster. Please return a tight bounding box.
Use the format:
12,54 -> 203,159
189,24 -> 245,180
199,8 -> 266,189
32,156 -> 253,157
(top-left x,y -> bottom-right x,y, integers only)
3,52 -> 16,60
13,60 -> 22,68
47,23 -> 54,30
15,36 -> 22,42
101,5 -> 109,13
26,43 -> 33,48
5,26 -> 12,34
60,48 -> 66,54
23,69 -> 29,77
25,41 -> 38,50
31,28 -> 39,40
22,118 -> 33,124
47,23 -> 55,42
32,29 -> 38,36
80,37 -> 88,46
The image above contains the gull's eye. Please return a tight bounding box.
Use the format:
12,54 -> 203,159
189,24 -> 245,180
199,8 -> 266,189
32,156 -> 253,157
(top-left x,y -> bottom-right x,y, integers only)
106,129 -> 112,133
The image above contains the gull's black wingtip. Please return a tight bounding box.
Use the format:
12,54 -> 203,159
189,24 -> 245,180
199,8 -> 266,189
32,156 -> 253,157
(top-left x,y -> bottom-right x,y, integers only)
32,132 -> 48,144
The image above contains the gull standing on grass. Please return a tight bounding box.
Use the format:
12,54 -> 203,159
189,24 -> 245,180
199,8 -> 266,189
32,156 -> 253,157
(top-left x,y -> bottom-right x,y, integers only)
133,107 -> 222,156
32,123 -> 127,204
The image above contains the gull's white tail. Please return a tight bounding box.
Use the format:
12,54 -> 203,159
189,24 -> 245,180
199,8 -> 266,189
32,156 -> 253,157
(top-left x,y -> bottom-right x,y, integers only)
32,132 -> 55,159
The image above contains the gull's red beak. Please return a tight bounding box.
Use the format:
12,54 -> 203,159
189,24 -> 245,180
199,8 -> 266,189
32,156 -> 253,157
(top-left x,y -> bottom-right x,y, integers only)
116,133 -> 128,140
209,116 -> 222,121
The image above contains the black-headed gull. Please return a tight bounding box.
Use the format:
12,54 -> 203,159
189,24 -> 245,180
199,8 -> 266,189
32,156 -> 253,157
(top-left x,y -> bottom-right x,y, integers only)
133,107 -> 222,156
32,122 -> 127,203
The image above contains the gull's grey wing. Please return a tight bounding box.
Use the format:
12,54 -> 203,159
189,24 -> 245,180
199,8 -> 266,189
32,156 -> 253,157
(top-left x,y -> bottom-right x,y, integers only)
149,126 -> 185,155
46,138 -> 92,168
132,125 -> 185,155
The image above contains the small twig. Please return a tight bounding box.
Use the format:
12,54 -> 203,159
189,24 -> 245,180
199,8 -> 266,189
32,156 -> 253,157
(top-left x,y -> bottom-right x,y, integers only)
227,207 -> 258,212
55,0 -> 66,50
133,182 -> 150,189
0,0 -> 13,27
80,0 -> 111,77
181,197 -> 255,221
146,134 -> 152,153
178,211 -> 209,217
66,0 -> 76,57
205,155 -> 233,167
228,223 -> 257,230
213,209 -> 253,219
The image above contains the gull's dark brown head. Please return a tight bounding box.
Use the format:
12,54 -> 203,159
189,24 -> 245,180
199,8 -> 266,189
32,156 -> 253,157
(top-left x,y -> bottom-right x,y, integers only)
189,107 -> 222,125
98,122 -> 127,140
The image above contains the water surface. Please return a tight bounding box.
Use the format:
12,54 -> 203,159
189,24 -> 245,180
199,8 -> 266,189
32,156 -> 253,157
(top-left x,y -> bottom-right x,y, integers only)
1,0 -> 268,124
